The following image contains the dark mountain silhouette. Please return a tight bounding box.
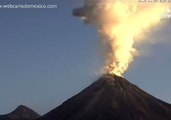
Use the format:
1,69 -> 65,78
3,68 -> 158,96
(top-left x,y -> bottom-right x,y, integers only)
37,74 -> 171,120
0,105 -> 40,120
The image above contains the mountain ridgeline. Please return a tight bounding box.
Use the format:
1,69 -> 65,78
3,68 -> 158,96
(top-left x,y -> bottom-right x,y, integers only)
1,74 -> 171,120
0,105 -> 40,120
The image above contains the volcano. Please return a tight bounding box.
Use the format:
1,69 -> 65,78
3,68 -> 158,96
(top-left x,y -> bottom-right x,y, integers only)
0,105 -> 40,120
37,74 -> 171,120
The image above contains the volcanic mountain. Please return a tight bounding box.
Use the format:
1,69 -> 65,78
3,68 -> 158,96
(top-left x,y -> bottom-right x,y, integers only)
37,74 -> 171,120
0,105 -> 40,120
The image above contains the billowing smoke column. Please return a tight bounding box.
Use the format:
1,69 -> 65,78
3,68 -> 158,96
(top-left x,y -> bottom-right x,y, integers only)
73,0 -> 169,76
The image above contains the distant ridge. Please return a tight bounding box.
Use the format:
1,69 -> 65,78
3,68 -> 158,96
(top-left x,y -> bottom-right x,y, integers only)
0,105 -> 40,120
37,74 -> 171,120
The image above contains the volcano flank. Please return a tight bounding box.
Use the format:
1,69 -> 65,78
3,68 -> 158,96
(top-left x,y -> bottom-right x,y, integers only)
37,74 -> 171,120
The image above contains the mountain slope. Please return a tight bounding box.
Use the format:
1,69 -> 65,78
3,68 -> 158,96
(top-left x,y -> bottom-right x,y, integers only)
0,105 -> 40,120
38,74 -> 171,120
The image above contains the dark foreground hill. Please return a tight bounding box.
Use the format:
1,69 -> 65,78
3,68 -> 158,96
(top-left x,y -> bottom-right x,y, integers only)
0,105 -> 40,120
38,74 -> 171,120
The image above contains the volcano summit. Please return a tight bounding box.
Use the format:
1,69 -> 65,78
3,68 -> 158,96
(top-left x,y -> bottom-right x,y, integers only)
37,74 -> 171,120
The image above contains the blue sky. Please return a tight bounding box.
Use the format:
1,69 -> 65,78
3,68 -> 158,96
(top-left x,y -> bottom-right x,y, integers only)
0,0 -> 171,115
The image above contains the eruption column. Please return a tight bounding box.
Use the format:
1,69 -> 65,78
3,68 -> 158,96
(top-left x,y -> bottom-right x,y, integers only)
73,0 -> 170,76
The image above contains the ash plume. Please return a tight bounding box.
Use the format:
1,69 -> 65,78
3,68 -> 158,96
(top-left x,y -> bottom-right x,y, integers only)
73,0 -> 170,76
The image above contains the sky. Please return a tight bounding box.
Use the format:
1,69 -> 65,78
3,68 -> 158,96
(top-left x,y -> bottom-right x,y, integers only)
0,0 -> 171,115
